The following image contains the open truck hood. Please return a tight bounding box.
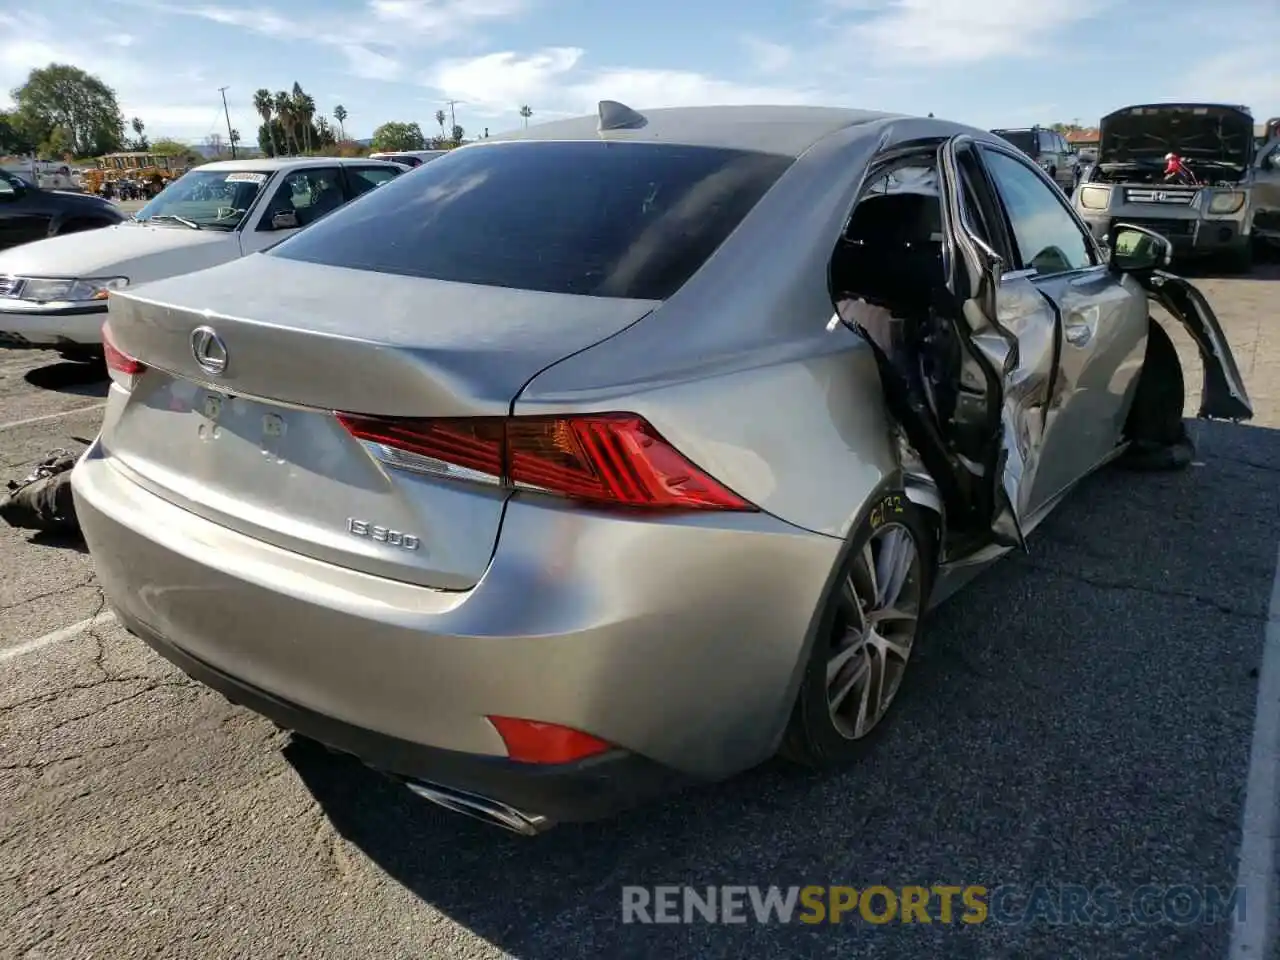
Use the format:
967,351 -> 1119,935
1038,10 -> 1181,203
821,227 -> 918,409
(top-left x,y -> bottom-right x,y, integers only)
1098,103 -> 1255,166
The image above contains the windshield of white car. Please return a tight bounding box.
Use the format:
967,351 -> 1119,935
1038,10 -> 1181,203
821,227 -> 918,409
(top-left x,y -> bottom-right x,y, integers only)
132,169 -> 273,230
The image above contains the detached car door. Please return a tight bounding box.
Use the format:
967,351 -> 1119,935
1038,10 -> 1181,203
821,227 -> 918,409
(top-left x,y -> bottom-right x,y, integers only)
974,143 -> 1149,514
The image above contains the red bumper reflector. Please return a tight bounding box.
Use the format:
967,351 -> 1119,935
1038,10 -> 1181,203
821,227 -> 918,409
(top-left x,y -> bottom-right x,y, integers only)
487,716 -> 612,765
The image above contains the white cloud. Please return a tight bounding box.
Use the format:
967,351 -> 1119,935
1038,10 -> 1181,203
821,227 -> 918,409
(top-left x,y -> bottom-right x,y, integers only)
427,46 -> 825,122
0,13 -> 257,141
139,0 -> 532,81
837,0 -> 1109,66
740,36 -> 794,75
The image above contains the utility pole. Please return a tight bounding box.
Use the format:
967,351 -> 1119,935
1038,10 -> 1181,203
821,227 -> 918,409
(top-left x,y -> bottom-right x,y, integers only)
441,99 -> 465,133
219,86 -> 237,159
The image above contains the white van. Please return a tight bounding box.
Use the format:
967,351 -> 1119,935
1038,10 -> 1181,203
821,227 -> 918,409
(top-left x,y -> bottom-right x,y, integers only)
0,156 -> 406,361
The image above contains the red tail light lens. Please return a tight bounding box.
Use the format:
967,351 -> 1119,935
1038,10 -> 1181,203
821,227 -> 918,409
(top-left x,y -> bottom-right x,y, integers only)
102,322 -> 145,375
337,412 -> 756,511
487,716 -> 612,764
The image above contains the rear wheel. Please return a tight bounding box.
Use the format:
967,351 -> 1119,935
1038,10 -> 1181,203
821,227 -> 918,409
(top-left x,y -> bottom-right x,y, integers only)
780,493 -> 935,767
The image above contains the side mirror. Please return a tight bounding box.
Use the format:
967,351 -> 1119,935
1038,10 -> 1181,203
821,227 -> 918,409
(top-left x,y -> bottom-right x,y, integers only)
270,210 -> 299,230
1109,223 -> 1172,273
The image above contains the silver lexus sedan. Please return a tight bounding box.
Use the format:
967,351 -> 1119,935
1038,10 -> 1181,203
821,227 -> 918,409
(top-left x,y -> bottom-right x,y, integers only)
73,103 -> 1253,835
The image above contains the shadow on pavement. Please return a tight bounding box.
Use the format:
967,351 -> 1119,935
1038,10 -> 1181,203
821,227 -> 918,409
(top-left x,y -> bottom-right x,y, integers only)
288,419 -> 1280,960
24,361 -> 109,395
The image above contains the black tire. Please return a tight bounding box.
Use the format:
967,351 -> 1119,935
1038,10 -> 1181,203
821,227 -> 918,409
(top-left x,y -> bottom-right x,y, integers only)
1119,320 -> 1193,471
1224,243 -> 1254,274
780,492 -> 937,768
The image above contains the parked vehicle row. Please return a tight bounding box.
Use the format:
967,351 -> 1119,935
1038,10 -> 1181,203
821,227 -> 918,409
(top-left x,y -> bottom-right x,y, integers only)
60,101 -> 1252,835
1071,103 -> 1280,270
0,169 -> 125,252
0,157 -> 407,361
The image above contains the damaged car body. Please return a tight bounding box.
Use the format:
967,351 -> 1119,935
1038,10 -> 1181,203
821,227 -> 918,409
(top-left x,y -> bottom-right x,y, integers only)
73,105 -> 1253,834
1073,103 -> 1280,267
835,132 -> 1252,567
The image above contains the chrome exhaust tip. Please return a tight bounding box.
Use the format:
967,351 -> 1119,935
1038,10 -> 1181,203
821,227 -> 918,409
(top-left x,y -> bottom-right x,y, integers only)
404,780 -> 551,836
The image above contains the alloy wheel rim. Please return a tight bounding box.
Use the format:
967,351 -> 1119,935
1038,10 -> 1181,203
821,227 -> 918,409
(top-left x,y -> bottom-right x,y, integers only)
826,523 -> 923,740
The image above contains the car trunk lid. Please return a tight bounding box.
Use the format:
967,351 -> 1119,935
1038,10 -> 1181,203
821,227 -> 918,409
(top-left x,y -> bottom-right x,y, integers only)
100,254 -> 657,589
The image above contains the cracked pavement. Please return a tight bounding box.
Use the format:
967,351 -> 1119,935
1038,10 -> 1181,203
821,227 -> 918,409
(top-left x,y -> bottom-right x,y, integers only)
1,264 -> 1278,960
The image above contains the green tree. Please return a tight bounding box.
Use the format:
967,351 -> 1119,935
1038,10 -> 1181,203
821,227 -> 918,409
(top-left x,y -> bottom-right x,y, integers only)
371,121 -> 426,151
333,104 -> 347,140
150,138 -> 199,163
519,104 -> 532,128
273,90 -> 295,154
129,117 -> 148,151
39,126 -> 73,160
253,89 -> 277,157
11,64 -> 124,157
0,110 -> 37,154
451,124 -> 464,144
435,109 -> 446,139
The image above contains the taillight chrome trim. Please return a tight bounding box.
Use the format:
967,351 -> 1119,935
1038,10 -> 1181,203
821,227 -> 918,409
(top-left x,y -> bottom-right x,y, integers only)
357,439 -> 503,486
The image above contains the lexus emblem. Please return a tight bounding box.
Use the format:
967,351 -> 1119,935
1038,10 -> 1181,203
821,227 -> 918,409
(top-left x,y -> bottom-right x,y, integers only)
190,325 -> 228,376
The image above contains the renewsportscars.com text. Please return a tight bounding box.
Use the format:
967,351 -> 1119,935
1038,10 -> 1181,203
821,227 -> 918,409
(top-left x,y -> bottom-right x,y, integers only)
621,884 -> 1245,926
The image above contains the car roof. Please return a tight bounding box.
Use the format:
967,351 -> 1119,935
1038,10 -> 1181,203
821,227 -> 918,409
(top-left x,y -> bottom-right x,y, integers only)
1103,102 -> 1254,117
195,157 -> 404,172
482,103 -> 906,158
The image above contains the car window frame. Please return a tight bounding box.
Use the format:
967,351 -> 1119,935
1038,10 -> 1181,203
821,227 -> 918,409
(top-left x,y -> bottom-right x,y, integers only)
0,171 -> 26,199
954,142 -> 1017,268
343,164 -> 403,200
975,143 -> 1102,278
255,165 -> 345,232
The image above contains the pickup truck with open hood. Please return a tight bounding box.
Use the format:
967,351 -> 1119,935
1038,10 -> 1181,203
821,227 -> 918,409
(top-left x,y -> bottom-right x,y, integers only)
1072,103 -> 1280,270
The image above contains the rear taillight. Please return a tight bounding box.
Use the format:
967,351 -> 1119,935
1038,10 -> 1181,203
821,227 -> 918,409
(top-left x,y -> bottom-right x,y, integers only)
336,412 -> 756,511
102,322 -> 146,387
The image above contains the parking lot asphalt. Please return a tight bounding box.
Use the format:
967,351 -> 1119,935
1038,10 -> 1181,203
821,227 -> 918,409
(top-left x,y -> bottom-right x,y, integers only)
1,264 -> 1279,960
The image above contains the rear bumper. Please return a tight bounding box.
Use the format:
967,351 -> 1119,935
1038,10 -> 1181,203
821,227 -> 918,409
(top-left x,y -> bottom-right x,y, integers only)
124,618 -> 688,824
72,441 -> 842,820
0,303 -> 106,349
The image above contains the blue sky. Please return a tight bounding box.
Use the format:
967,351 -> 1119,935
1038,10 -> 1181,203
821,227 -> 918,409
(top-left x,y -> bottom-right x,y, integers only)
2,0 -> 1278,145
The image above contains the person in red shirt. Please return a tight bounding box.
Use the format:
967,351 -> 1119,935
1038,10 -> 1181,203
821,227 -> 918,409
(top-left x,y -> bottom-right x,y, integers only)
1164,152 -> 1196,184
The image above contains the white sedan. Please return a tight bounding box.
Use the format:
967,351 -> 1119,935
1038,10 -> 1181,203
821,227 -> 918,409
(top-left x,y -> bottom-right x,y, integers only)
0,156 -> 407,362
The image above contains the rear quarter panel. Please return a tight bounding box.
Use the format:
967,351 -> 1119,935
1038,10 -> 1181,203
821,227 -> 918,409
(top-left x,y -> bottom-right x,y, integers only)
516,120 -> 918,539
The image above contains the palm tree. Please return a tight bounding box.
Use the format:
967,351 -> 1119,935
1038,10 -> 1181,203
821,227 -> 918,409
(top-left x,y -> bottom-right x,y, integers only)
291,83 -> 313,154
519,104 -> 532,129
333,104 -> 347,140
435,109 -> 446,141
254,88 -> 277,156
273,90 -> 294,154
298,93 -> 317,154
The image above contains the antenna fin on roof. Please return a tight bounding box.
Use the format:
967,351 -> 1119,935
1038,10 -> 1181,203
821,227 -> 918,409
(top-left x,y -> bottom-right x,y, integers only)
597,100 -> 647,132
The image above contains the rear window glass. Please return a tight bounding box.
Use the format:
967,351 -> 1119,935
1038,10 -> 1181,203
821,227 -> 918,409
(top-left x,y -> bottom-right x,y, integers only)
268,140 -> 792,300
993,130 -> 1036,153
